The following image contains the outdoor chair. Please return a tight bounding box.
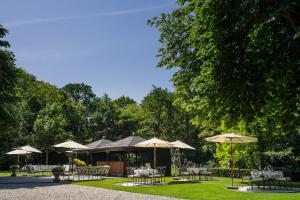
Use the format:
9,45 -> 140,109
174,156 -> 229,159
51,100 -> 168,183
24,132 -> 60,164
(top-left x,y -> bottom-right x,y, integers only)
200,167 -> 213,180
179,166 -> 190,180
273,171 -> 291,189
145,163 -> 151,169
25,165 -> 38,176
36,165 -> 56,176
136,169 -> 150,185
241,175 -> 251,186
62,165 -> 71,176
250,171 -> 265,190
126,167 -> 139,184
154,166 -> 166,183
187,168 -> 200,181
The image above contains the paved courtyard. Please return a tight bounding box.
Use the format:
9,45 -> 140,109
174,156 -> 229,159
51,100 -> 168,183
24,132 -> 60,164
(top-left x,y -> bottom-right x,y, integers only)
0,183 -> 179,200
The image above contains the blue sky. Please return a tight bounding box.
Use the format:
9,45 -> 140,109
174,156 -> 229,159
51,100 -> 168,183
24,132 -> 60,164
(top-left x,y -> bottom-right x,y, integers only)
1,0 -> 177,102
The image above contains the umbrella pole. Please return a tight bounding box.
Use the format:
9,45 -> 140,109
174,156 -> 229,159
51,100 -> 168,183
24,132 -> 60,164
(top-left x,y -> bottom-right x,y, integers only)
17,155 -> 19,165
231,142 -> 233,188
106,151 -> 109,165
90,153 -> 93,165
127,147 -> 130,167
71,149 -> 74,174
154,144 -> 156,169
135,152 -> 138,167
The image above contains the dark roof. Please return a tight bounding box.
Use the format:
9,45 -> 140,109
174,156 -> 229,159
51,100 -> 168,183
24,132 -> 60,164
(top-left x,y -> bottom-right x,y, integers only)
86,139 -> 113,149
100,136 -> 146,152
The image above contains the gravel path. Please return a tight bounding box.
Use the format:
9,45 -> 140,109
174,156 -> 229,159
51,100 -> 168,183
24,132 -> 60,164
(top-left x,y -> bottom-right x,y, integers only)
0,183 -> 180,200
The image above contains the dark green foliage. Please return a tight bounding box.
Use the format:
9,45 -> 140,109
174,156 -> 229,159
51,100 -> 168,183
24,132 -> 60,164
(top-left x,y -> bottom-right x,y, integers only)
62,83 -> 96,106
0,25 -> 16,131
34,103 -> 70,164
211,168 -> 252,178
150,0 -> 300,170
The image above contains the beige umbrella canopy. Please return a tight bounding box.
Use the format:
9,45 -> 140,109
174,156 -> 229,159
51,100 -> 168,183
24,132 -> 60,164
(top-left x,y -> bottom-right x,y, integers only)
6,149 -> 30,155
171,140 -> 195,150
6,149 -> 31,165
53,140 -> 90,149
205,133 -> 257,144
16,145 -> 42,153
134,137 -> 174,168
205,133 -> 257,189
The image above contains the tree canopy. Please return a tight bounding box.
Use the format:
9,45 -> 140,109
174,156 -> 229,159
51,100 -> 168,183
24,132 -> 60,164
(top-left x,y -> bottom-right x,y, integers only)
150,0 -> 300,169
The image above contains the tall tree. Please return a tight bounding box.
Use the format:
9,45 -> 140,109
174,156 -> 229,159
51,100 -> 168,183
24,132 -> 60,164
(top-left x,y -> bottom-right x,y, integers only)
90,94 -> 119,140
0,25 -> 16,131
33,103 -> 69,164
150,0 -> 300,168
62,83 -> 96,143
62,83 -> 96,108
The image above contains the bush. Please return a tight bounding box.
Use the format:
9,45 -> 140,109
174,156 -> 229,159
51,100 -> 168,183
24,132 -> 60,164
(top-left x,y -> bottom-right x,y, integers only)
211,168 -> 300,181
10,165 -> 20,171
52,166 -> 64,176
52,166 -> 64,182
73,158 -> 87,166
289,171 -> 300,181
211,168 -> 252,178
10,165 -> 20,177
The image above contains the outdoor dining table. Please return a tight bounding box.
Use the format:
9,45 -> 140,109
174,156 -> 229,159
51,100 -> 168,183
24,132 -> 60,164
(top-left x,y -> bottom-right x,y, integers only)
134,168 -> 158,184
187,167 -> 201,180
187,167 -> 213,181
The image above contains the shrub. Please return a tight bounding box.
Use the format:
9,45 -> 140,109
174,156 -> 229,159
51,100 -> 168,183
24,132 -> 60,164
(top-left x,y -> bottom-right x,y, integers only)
211,168 -> 252,178
10,165 -> 20,171
10,165 -> 20,177
73,158 -> 87,166
52,166 -> 64,175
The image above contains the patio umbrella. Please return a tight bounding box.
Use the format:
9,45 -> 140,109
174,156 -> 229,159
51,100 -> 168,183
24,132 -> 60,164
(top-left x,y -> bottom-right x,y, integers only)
134,137 -> 174,168
6,149 -> 31,165
53,140 -> 89,172
171,140 -> 195,150
205,133 -> 257,189
16,145 -> 42,153
53,140 -> 89,149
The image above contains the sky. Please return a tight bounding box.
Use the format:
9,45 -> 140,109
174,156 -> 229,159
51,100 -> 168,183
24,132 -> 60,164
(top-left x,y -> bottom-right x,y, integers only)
1,0 -> 178,102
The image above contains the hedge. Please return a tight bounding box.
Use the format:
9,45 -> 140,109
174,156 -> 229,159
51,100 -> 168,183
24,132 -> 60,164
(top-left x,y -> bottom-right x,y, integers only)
210,168 -> 300,181
211,168 -> 252,178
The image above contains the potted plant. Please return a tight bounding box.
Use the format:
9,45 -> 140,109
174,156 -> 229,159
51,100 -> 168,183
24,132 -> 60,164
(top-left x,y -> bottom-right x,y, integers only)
10,165 -> 20,177
52,166 -> 64,182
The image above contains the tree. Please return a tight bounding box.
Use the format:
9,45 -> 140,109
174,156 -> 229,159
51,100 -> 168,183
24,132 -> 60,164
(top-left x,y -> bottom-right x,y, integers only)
62,83 -> 96,109
115,99 -> 140,139
62,83 -> 97,143
63,101 -> 90,143
90,94 -> 119,140
113,96 -> 136,110
0,25 -> 16,131
139,87 -> 173,138
33,103 -> 69,164
14,69 -> 66,144
150,0 -> 300,168
138,86 -> 198,142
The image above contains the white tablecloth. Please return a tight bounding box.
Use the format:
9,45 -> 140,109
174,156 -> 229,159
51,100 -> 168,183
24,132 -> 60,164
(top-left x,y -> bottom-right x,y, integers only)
134,169 -> 158,176
187,167 -> 208,174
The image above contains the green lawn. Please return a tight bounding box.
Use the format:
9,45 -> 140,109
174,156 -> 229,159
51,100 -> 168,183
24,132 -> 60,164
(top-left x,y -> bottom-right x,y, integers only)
74,177 -> 300,200
0,171 -> 11,176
